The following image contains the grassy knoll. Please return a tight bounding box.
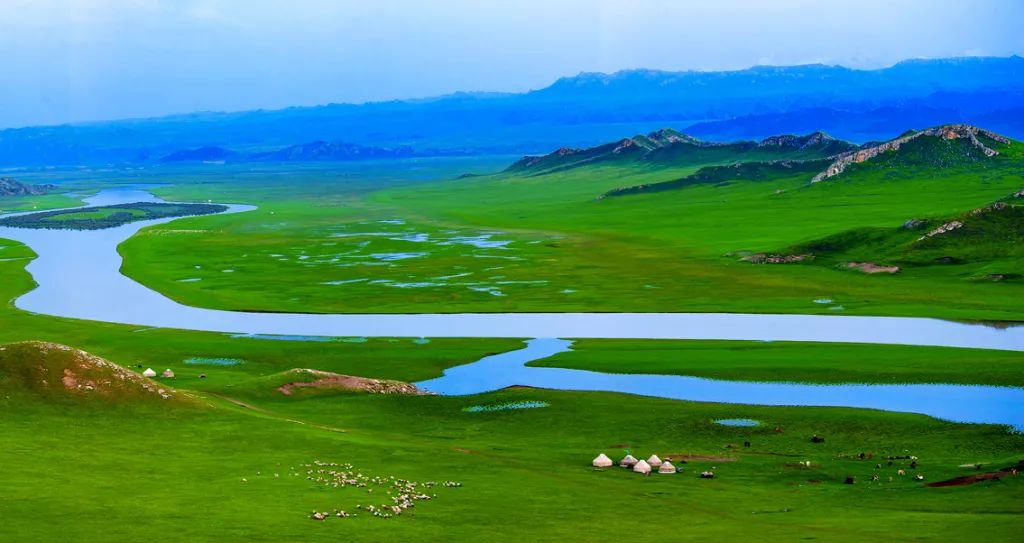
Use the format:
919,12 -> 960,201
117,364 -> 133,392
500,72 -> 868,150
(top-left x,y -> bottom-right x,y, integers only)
530,340 -> 1024,387
73,129 -> 1023,320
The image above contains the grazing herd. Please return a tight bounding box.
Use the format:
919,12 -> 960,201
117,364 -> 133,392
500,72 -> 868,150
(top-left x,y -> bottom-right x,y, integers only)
299,460 -> 461,521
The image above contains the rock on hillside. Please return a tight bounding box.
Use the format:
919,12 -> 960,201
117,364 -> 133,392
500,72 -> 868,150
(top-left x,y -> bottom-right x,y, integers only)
0,341 -> 178,401
0,177 -> 56,196
276,369 -> 426,396
812,124 -> 1011,182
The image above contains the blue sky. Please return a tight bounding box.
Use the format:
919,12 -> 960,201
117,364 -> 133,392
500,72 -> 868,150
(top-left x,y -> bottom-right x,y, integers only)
1,0 -> 1022,128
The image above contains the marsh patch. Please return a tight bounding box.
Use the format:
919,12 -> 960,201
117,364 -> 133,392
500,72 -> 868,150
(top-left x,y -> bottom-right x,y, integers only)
715,418 -> 761,427
462,401 -> 549,413
184,357 -> 245,366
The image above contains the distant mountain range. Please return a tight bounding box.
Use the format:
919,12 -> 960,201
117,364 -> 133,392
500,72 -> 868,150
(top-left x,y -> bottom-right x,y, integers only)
159,141 -> 439,163
2,56 -> 1023,167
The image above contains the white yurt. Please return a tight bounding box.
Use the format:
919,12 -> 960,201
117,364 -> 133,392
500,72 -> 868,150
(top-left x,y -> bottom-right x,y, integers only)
162,369 -> 175,378
142,368 -> 157,378
646,454 -> 663,468
658,461 -> 676,474
619,454 -> 638,468
592,453 -> 613,468
633,460 -> 652,474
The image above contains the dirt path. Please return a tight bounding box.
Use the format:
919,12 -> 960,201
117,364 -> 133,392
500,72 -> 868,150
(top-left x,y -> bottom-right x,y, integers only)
203,392 -> 348,434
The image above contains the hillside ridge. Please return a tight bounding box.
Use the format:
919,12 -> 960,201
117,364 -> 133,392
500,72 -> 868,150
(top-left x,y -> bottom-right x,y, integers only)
812,124 -> 1011,182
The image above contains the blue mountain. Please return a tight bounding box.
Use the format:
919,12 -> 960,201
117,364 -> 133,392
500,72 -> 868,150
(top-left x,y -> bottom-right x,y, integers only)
1,56 -> 1022,166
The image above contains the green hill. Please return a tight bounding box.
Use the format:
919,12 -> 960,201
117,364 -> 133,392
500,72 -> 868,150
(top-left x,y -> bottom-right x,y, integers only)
0,341 -> 183,403
601,159 -> 829,198
778,194 -> 1024,280
506,128 -> 856,175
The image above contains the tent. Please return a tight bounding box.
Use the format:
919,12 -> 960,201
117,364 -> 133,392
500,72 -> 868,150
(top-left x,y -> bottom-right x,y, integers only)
647,454 -> 663,468
162,369 -> 175,378
142,368 -> 157,378
658,461 -> 676,474
619,454 -> 638,468
633,460 -> 652,474
592,453 -> 613,468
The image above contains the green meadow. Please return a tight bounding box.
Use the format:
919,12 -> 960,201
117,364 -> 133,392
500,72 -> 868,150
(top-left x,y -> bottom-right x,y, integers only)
1,129 -> 1023,541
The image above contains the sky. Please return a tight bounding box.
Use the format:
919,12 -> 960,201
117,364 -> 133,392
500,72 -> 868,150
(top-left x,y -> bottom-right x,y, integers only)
0,0 -> 1022,128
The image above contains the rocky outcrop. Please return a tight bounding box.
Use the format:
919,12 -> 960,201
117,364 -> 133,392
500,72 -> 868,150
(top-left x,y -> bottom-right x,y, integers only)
922,220 -> 964,239
846,262 -> 900,274
812,124 -> 1010,182
741,253 -> 813,264
968,201 -> 1010,217
0,177 -> 56,196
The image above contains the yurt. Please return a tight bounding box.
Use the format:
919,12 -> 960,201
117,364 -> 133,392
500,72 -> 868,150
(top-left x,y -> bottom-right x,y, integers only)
142,368 -> 157,378
162,369 -> 175,378
592,453 -> 613,468
658,461 -> 676,474
646,454 -> 663,468
619,454 -> 638,468
633,460 -> 652,474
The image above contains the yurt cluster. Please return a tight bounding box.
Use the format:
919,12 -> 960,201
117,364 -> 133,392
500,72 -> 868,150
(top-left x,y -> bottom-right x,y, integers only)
142,368 -> 175,379
592,453 -> 714,478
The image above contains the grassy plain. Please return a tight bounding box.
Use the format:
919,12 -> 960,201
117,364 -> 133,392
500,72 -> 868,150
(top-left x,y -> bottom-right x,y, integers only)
82,138 -> 1024,319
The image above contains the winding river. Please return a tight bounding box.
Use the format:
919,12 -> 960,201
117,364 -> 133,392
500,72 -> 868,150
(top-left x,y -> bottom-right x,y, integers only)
1,188 -> 1022,428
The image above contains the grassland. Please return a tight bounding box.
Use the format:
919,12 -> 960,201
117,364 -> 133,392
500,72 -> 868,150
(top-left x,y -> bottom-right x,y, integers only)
89,132 -> 1024,320
3,339 -> 1024,542
1,139 -> 1023,541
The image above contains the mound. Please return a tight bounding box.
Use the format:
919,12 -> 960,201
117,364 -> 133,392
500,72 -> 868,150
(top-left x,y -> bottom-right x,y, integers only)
0,341 -> 178,401
275,369 -> 425,396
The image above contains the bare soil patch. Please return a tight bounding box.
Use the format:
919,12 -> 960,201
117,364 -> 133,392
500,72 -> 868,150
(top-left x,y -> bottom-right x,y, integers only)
927,461 -> 1023,488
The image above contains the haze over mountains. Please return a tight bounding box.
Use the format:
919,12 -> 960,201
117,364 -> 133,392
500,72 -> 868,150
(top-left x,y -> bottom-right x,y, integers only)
2,56 -> 1023,167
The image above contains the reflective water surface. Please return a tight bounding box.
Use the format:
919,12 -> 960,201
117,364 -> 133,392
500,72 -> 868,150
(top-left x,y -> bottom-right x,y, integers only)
418,339 -> 1024,430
